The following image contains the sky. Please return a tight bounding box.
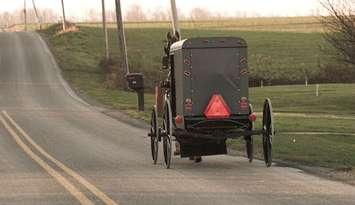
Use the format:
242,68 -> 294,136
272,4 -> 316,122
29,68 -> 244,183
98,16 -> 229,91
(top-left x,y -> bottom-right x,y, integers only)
0,0 -> 324,18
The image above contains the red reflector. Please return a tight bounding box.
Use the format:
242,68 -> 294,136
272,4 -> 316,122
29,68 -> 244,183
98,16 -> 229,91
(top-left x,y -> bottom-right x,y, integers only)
240,97 -> 249,110
249,113 -> 257,122
175,115 -> 184,125
204,95 -> 231,119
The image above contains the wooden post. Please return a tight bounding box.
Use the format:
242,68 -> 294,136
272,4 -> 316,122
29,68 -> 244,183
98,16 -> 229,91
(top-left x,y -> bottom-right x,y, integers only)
24,0 -> 27,31
101,0 -> 110,61
114,0 -> 130,89
32,0 -> 42,30
170,0 -> 181,39
316,84 -> 319,97
137,89 -> 145,111
61,0 -> 66,31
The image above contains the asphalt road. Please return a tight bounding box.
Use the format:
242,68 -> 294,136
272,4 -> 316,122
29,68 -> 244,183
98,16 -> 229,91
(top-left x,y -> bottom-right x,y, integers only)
0,32 -> 354,205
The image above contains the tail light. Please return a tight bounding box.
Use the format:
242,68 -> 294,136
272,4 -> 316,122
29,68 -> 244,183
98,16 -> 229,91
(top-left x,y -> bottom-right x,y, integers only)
240,97 -> 249,111
204,94 -> 231,119
175,115 -> 184,125
249,113 -> 257,122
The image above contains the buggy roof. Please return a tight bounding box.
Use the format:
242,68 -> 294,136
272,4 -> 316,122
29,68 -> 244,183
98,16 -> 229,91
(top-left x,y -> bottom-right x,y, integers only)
170,37 -> 247,53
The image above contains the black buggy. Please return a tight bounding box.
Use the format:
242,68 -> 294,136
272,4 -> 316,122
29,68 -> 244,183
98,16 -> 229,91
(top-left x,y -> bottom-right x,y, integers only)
149,35 -> 275,169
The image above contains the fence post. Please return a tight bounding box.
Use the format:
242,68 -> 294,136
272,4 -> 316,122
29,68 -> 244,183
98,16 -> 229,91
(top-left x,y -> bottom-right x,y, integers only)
137,89 -> 145,111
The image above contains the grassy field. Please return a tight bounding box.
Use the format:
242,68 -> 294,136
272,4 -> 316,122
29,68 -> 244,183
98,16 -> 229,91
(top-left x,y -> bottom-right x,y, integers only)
41,25 -> 326,90
80,16 -> 323,32
39,19 -> 355,170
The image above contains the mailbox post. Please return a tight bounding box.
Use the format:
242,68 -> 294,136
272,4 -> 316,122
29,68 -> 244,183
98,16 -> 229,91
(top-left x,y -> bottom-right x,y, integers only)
126,73 -> 145,111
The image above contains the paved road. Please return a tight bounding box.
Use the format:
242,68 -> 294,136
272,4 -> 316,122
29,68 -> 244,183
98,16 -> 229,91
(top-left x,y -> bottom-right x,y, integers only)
0,32 -> 354,205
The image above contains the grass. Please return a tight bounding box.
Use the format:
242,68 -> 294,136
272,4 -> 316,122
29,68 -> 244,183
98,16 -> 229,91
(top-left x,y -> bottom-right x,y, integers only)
41,25 -> 326,90
39,19 -> 355,170
80,16 -> 323,33
250,84 -> 355,115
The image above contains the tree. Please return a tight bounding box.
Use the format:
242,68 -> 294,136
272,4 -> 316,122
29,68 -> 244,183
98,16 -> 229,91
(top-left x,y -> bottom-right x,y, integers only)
151,8 -> 169,21
125,5 -> 146,22
88,9 -> 99,22
190,7 -> 212,20
321,0 -> 355,68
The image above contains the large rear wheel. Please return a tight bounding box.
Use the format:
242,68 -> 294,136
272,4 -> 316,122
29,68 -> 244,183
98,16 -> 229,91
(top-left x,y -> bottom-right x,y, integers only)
150,106 -> 159,164
262,99 -> 274,167
162,100 -> 173,169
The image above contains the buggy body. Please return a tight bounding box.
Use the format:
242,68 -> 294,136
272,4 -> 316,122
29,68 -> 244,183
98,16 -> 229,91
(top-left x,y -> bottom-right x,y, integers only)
149,36 -> 274,169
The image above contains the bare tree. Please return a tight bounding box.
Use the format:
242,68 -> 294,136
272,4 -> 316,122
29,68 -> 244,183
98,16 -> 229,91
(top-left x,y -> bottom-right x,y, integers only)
151,8 -> 169,21
88,9 -> 100,22
40,9 -> 58,23
190,7 -> 212,20
125,5 -> 147,22
321,0 -> 355,67
106,10 -> 117,22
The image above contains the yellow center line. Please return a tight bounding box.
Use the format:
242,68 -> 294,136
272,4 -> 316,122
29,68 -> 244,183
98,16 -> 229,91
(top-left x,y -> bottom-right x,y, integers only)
1,111 -> 120,205
0,114 -> 95,205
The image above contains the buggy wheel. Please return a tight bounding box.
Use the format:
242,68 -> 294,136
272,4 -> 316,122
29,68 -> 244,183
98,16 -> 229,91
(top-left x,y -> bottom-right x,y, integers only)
150,106 -> 159,164
245,104 -> 254,163
262,99 -> 274,167
162,100 -> 173,169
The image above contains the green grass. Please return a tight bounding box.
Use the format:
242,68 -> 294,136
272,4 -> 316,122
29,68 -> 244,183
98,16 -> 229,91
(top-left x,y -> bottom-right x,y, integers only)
41,25 -> 326,90
250,84 -> 355,115
229,133 -> 355,169
40,20 -> 355,170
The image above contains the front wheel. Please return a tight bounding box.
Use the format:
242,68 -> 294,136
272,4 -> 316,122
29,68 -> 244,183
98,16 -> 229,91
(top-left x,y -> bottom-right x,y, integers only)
162,100 -> 173,169
262,99 -> 274,167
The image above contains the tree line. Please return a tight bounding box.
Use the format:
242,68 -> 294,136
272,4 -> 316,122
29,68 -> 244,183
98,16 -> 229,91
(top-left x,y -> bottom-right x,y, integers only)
0,5 -> 259,27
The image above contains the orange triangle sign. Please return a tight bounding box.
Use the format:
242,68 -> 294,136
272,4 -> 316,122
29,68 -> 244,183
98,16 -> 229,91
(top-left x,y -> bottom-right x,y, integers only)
204,94 -> 231,119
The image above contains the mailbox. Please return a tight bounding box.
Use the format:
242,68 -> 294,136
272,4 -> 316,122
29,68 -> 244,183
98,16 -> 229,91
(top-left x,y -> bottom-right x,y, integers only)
126,73 -> 144,91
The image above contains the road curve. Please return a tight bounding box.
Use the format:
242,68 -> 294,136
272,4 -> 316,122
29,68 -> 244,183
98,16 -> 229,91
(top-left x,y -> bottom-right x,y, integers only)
0,32 -> 354,205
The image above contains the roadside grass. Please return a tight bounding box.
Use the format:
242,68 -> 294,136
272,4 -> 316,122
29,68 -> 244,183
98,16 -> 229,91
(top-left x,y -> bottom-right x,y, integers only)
250,84 -> 355,115
40,22 -> 355,170
229,133 -> 355,169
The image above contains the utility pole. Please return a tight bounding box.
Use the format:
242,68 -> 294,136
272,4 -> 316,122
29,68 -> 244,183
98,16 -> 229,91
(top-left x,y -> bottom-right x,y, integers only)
114,0 -> 129,75
170,0 -> 181,40
32,0 -> 42,30
61,0 -> 66,31
24,0 -> 27,31
101,0 -> 110,61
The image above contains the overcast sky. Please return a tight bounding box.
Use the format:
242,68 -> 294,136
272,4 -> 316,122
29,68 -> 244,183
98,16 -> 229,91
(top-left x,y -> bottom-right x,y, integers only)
0,0 -> 324,18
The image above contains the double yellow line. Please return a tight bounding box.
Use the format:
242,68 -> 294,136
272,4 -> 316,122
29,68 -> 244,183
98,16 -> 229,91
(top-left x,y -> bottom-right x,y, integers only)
0,111 -> 119,205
